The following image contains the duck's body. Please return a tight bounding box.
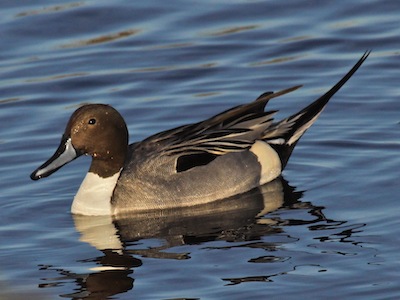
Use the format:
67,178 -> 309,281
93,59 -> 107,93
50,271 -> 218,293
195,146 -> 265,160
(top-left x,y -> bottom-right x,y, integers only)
112,140 -> 280,213
31,52 -> 369,216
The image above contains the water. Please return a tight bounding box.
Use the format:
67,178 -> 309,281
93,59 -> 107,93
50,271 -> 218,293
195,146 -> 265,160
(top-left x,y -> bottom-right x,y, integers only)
0,0 -> 399,299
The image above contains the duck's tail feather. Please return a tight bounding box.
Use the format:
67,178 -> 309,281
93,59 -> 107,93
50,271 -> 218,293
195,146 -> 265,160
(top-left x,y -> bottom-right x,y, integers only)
265,51 -> 370,168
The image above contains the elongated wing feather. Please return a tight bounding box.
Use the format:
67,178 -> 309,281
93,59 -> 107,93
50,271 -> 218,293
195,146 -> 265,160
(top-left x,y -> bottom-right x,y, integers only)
152,86 -> 301,156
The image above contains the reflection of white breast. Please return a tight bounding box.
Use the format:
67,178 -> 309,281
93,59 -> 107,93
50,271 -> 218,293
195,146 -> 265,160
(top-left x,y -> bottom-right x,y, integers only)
73,214 -> 122,253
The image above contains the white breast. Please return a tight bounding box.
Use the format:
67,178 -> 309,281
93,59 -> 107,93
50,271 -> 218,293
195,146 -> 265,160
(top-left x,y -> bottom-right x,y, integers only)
71,171 -> 121,216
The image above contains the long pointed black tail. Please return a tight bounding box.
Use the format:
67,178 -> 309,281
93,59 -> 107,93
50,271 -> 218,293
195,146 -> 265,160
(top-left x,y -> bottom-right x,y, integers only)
270,51 -> 370,168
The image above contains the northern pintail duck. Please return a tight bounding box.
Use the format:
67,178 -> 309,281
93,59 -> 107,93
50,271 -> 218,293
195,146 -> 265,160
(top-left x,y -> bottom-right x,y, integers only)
31,52 -> 369,216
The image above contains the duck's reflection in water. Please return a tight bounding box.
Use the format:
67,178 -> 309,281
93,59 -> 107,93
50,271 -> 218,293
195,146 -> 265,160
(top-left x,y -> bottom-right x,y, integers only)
38,178 -> 350,299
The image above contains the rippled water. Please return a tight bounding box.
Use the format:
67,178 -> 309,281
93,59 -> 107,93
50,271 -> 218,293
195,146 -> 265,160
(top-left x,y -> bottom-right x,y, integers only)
1,1 -> 399,299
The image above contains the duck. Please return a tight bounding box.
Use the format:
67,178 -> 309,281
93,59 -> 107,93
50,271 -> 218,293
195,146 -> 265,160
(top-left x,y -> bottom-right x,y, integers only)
30,52 -> 369,216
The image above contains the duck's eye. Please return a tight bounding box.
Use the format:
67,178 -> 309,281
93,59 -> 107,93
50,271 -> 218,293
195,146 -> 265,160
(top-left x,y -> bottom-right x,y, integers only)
88,118 -> 96,125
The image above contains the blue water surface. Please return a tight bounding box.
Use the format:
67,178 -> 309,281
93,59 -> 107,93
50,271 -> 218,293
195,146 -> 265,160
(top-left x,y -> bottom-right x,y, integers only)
0,0 -> 399,299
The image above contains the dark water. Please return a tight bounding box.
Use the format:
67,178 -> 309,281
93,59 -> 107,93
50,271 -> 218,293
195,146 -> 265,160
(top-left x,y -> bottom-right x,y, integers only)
0,1 -> 399,299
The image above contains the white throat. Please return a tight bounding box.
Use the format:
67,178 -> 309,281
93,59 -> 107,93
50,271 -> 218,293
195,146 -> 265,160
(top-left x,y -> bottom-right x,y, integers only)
71,171 -> 121,216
